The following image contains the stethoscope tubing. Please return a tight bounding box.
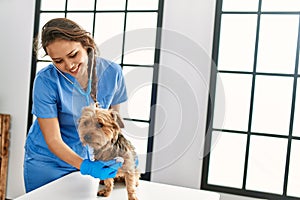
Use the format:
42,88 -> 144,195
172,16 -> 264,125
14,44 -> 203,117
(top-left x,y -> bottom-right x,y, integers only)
52,48 -> 95,105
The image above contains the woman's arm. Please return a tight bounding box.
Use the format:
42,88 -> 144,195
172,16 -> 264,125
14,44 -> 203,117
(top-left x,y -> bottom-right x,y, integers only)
38,117 -> 83,169
38,117 -> 122,179
110,104 -> 121,113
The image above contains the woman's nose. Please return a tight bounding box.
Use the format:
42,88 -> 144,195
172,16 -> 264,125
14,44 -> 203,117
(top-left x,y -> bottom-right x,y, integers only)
65,61 -> 75,70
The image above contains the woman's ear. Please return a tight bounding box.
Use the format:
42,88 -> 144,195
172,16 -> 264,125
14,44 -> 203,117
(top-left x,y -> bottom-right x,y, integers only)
110,110 -> 125,128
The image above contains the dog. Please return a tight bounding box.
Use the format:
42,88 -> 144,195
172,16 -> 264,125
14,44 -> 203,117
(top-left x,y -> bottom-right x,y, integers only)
78,103 -> 140,200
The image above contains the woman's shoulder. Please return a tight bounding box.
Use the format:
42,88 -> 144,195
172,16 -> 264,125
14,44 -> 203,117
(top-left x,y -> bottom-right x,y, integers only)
96,57 -> 122,76
34,63 -> 61,86
35,63 -> 57,78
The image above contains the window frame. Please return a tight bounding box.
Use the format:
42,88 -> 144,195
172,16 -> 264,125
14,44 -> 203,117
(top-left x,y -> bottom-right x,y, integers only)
201,0 -> 300,199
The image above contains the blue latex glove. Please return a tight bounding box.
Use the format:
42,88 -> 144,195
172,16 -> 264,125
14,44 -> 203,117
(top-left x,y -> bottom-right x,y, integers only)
80,159 -> 122,180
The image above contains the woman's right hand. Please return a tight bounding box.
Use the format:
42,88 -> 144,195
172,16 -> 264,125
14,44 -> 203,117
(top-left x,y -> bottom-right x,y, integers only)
80,159 -> 122,180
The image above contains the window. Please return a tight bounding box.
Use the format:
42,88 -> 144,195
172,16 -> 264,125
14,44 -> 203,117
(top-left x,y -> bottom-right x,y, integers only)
202,0 -> 300,199
27,0 -> 165,180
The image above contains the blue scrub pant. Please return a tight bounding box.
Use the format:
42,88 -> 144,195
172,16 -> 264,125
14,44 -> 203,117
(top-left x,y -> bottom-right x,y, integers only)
23,152 -> 77,193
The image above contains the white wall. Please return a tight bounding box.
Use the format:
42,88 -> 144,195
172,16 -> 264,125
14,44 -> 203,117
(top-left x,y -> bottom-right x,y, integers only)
151,0 -> 216,188
151,1 -> 263,200
0,0 -> 35,198
0,0 -> 263,200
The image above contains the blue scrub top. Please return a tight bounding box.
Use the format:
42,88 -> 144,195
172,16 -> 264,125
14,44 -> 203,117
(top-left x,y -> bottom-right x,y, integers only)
25,57 -> 127,167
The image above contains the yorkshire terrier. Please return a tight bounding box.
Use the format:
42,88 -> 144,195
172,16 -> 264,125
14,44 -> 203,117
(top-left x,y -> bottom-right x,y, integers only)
78,103 -> 140,200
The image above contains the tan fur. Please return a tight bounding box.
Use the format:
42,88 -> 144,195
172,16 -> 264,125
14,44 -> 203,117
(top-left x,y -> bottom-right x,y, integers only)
78,104 -> 140,200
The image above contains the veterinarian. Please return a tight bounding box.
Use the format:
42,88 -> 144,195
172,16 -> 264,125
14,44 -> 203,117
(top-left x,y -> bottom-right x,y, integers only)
23,18 -> 127,192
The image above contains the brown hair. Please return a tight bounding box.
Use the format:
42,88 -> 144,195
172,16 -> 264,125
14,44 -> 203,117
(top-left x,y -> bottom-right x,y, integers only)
36,18 -> 98,103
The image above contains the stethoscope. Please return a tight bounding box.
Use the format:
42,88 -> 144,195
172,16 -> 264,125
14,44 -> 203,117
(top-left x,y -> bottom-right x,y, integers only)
53,48 -> 95,106
52,48 -> 96,159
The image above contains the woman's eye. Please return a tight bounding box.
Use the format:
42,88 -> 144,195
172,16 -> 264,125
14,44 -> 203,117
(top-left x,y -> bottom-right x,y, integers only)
54,60 -> 62,64
70,52 -> 78,58
96,122 -> 103,129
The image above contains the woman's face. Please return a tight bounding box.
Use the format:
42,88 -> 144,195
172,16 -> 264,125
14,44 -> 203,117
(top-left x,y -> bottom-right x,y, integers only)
46,39 -> 89,79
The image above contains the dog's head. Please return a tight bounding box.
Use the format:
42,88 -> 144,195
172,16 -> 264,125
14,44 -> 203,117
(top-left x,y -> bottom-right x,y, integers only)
78,103 -> 124,149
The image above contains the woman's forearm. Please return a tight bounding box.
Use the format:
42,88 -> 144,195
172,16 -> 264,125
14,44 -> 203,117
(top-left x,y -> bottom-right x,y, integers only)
38,117 -> 83,169
47,138 -> 83,169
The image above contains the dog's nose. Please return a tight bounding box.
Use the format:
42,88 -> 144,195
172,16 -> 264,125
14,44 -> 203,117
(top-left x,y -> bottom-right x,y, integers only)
84,134 -> 92,142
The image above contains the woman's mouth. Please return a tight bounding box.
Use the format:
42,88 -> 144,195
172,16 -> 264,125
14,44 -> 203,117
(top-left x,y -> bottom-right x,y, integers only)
70,64 -> 80,74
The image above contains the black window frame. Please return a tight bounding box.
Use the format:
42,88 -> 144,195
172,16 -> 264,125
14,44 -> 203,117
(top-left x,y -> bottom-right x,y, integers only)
201,0 -> 300,199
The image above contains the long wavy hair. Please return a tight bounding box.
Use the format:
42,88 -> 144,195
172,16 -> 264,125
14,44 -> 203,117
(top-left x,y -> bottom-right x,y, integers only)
35,18 -> 98,103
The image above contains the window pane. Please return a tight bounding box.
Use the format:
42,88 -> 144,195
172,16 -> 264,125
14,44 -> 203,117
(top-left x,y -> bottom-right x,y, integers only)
123,120 -> 149,174
120,66 -> 153,121
246,135 -> 287,194
123,49 -> 155,65
125,12 -> 158,33
256,15 -> 299,74
213,73 -> 252,131
96,0 -> 126,10
218,14 -> 257,72
94,13 -> 125,63
261,0 -> 300,12
208,131 -> 247,188
66,13 -> 94,34
123,13 -> 157,65
222,0 -> 259,11
287,140 -> 300,198
251,75 -> 293,135
39,13 -> 66,32
212,74 -> 226,130
41,0 -> 66,10
37,47 -> 49,61
293,78 -> 300,136
127,0 -> 159,10
38,13 -> 65,60
67,0 -> 94,10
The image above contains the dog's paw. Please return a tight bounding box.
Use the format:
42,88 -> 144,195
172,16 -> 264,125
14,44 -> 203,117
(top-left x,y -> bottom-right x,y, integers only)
97,189 -> 111,197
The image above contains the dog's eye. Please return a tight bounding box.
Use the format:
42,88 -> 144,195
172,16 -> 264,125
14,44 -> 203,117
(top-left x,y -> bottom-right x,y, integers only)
83,121 -> 89,127
96,122 -> 103,129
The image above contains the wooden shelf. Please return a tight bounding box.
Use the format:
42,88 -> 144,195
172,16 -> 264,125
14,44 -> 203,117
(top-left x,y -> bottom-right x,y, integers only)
0,114 -> 10,200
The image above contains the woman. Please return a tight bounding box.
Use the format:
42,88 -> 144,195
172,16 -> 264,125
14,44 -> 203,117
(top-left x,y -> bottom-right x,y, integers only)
24,18 -> 127,192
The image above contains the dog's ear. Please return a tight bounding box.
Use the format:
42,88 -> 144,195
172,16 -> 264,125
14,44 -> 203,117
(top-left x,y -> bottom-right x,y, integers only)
110,110 -> 125,128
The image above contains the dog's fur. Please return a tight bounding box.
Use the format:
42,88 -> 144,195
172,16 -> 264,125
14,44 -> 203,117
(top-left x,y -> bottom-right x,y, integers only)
78,104 -> 140,200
